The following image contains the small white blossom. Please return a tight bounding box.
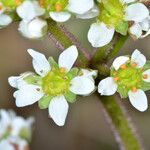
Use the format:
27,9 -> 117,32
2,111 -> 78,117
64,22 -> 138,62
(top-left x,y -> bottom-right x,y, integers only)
0,109 -> 34,140
88,1 -> 149,47
16,0 -> 47,39
8,45 -> 96,126
98,50 -> 150,112
48,0 -> 97,22
0,3 -> 12,29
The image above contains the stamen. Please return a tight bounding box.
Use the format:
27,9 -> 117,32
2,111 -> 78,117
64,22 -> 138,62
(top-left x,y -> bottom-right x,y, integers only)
114,77 -> 119,82
131,62 -> 137,67
143,74 -> 148,79
60,67 -> 65,73
120,64 -> 126,69
131,87 -> 137,93
39,0 -> 44,7
0,4 -> 3,10
55,3 -> 62,12
15,0 -> 22,6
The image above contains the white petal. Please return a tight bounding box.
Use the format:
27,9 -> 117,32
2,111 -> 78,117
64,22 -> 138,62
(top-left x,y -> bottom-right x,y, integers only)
14,85 -> 44,107
131,49 -> 146,68
125,3 -> 149,22
68,0 -> 94,14
112,56 -> 129,70
70,76 -> 95,95
8,72 -> 34,89
48,95 -> 69,126
27,49 -> 51,77
58,45 -> 78,72
140,29 -> 150,38
128,89 -> 148,112
8,72 -> 33,88
28,18 -> 47,38
16,0 -> 45,21
142,69 -> 150,82
140,18 -> 150,31
88,22 -> 115,47
0,14 -> 12,27
121,0 -> 136,4
18,19 -> 47,39
76,5 -> 99,19
80,69 -> 97,81
98,77 -> 118,96
49,12 -> 71,22
0,140 -> 14,150
129,23 -> 142,39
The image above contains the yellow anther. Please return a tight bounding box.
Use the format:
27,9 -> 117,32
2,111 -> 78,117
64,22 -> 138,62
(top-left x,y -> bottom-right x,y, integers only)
15,0 -> 22,6
55,3 -> 62,12
143,74 -> 148,79
120,64 -> 126,69
0,4 -> 3,10
131,62 -> 137,67
60,67 -> 65,73
131,87 -> 137,93
39,0 -> 44,7
114,77 -> 119,82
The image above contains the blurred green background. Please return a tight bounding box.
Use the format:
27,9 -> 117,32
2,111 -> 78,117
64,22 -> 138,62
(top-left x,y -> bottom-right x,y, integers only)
0,18 -> 150,150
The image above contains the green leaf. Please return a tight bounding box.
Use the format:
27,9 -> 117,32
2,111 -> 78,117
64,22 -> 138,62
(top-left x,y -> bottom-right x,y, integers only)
65,91 -> 76,103
143,61 -> 150,71
117,86 -> 128,98
24,75 -> 42,85
67,68 -> 79,80
115,21 -> 128,35
38,95 -> 53,109
48,57 -> 59,69
140,81 -> 150,92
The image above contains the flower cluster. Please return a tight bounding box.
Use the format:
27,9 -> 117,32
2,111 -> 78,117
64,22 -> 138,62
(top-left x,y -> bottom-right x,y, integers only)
0,109 -> 34,150
98,49 -> 150,111
8,45 -> 97,126
0,0 -> 98,39
0,0 -> 149,45
88,0 -> 150,47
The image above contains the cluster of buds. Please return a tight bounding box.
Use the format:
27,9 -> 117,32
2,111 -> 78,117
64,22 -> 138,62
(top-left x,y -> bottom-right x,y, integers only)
0,109 -> 34,150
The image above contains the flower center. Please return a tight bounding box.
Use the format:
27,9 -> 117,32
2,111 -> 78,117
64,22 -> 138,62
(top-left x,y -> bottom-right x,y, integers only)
98,0 -> 125,27
1,0 -> 22,10
39,0 -> 68,12
42,68 -> 70,96
111,62 -> 143,92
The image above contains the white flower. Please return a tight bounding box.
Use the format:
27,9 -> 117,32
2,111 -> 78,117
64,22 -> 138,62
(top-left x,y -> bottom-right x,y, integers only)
48,0 -> 96,22
8,45 -> 96,126
0,109 -> 34,140
16,0 -> 47,39
0,137 -> 28,150
18,18 -> 48,39
0,3 -> 12,29
88,1 -> 149,47
98,49 -> 150,112
16,0 -> 45,22
0,140 -> 14,150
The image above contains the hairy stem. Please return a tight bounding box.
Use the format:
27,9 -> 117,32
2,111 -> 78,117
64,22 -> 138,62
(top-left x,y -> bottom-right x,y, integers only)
98,94 -> 145,150
47,20 -> 144,150
48,20 -> 90,67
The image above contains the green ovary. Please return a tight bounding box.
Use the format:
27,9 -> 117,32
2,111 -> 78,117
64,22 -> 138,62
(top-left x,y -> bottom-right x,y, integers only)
40,0 -> 68,12
112,64 -> 143,91
98,0 -> 125,27
42,69 -> 70,96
